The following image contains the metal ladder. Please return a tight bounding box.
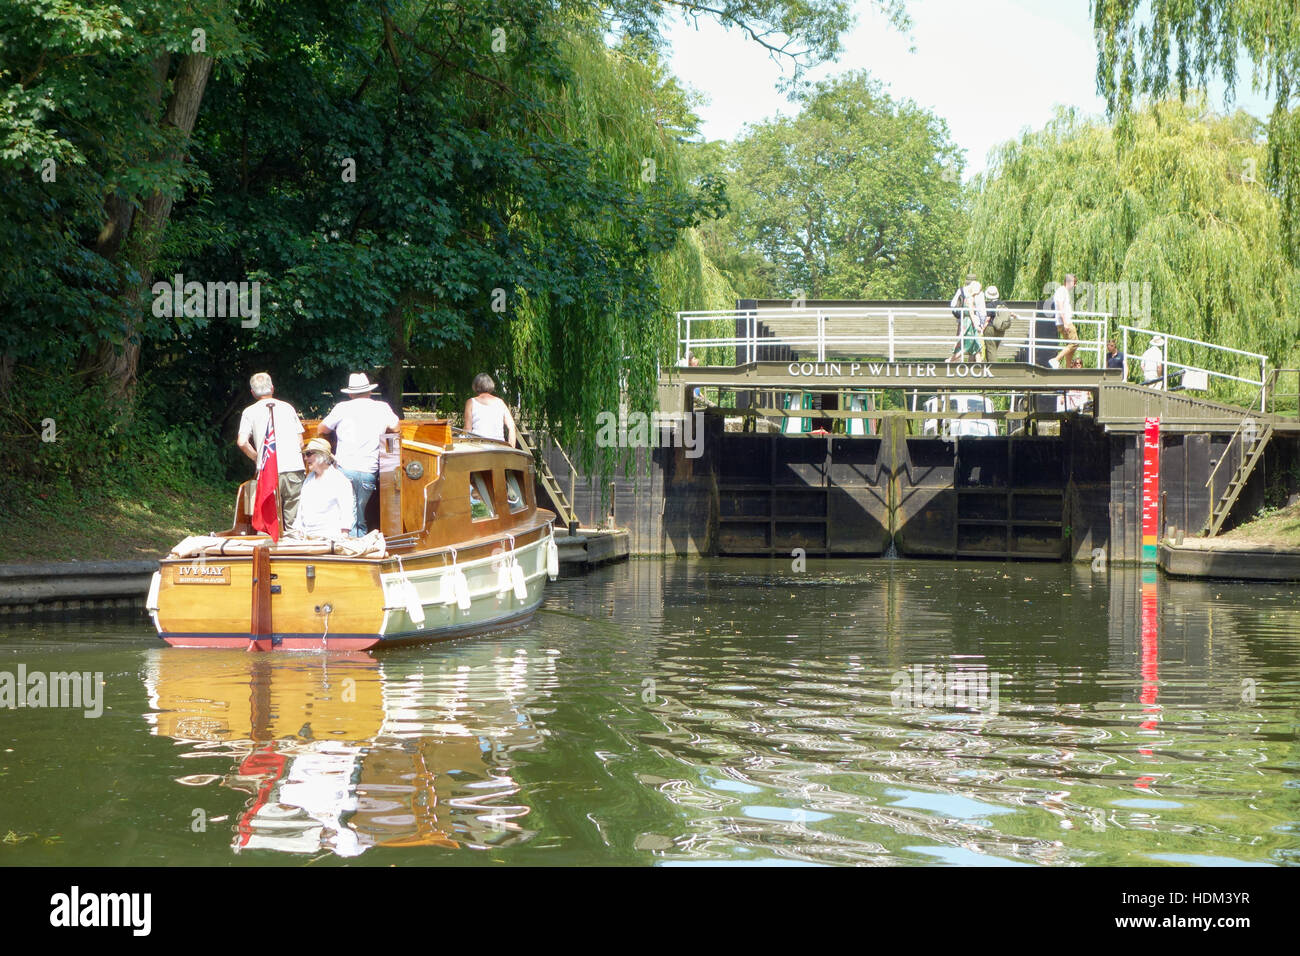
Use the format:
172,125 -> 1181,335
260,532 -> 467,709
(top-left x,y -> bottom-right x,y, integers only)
516,421 -> 578,529
1204,418 -> 1273,536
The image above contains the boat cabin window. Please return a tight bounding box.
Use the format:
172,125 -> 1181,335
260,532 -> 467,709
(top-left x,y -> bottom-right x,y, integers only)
505,470 -> 527,513
469,471 -> 496,521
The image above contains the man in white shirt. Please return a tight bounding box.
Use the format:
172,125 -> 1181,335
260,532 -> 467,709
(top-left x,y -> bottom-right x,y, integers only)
1141,335 -> 1165,387
288,438 -> 355,540
1048,275 -> 1078,369
236,372 -> 305,529
317,373 -> 400,536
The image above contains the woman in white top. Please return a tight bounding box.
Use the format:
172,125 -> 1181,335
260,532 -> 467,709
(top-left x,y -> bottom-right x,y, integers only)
464,373 -> 517,446
288,438 -> 356,540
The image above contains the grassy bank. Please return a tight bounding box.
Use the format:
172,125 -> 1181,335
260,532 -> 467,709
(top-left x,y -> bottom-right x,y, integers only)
0,475 -> 239,564
1219,499 -> 1300,548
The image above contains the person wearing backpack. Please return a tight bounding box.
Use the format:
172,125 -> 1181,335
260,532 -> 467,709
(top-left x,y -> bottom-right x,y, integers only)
981,285 -> 1013,361
947,274 -> 984,363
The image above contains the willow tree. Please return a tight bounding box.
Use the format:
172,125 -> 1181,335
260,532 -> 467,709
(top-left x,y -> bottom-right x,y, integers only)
966,100 -> 1300,402
479,27 -> 733,466
1093,0 -> 1300,263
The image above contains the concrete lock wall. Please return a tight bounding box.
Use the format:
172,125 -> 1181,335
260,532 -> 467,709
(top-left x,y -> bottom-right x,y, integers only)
535,418 -> 1293,563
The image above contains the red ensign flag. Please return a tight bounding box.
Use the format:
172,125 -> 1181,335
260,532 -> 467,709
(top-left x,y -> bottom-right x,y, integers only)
251,404 -> 280,541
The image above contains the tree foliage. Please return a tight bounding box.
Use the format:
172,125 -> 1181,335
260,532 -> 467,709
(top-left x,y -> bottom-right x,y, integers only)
0,0 -> 252,379
4,0 -> 862,485
695,71 -> 966,300
966,100 -> 1300,402
1093,0 -> 1300,262
610,0 -> 904,74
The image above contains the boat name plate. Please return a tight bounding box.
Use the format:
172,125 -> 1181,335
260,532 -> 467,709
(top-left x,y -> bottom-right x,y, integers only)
173,565 -> 231,585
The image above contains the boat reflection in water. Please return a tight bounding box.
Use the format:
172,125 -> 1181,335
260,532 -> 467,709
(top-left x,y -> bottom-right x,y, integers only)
143,644 -> 553,856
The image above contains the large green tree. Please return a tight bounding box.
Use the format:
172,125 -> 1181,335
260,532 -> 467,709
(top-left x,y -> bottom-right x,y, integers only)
162,3 -> 730,474
966,100 -> 1300,402
697,71 -> 966,301
2,0 -> 874,483
0,1 -> 251,397
1093,0 -> 1300,263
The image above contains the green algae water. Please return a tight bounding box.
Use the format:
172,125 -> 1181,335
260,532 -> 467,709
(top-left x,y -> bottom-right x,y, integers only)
0,559 -> 1296,866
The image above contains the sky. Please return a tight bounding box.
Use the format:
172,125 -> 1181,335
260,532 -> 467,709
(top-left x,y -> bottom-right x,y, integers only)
664,0 -> 1275,179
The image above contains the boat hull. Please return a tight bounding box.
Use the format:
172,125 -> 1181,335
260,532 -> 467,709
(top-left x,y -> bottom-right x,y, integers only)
150,529 -> 557,651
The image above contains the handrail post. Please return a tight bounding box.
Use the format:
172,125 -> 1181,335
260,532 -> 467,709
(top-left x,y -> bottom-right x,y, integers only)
888,311 -> 895,362
817,309 -> 825,362
1029,315 -> 1036,365
683,315 -> 690,366
1162,340 -> 1168,391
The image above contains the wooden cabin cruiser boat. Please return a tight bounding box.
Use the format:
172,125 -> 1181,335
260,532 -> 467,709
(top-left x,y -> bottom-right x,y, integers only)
147,419 -> 558,650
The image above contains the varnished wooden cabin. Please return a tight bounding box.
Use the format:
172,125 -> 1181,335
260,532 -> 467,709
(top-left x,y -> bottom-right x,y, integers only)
149,419 -> 558,650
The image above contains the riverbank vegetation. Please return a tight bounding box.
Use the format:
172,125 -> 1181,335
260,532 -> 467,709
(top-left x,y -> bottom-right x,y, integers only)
1221,500 -> 1300,547
0,473 -> 236,564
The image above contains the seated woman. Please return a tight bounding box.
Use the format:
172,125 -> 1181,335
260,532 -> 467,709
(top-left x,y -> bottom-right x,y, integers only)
287,438 -> 356,540
464,372 -> 518,446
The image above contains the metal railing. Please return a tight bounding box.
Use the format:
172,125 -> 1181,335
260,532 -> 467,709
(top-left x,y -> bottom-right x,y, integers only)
1264,368 -> 1300,418
1118,325 -> 1268,411
677,307 -> 1111,368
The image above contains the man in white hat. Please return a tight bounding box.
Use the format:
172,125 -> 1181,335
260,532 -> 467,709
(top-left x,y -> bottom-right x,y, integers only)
1141,335 -> 1166,388
236,372 -> 306,529
317,373 -> 400,536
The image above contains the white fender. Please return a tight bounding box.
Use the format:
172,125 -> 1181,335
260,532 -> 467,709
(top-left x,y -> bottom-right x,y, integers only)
510,559 -> 528,600
439,569 -> 456,606
146,570 -> 162,631
545,536 -> 559,580
496,558 -> 512,597
452,567 -> 471,611
402,577 -> 425,628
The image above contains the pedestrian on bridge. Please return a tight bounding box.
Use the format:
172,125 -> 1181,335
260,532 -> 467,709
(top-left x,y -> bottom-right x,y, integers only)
1141,336 -> 1166,388
947,274 -> 985,363
1048,275 -> 1078,369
